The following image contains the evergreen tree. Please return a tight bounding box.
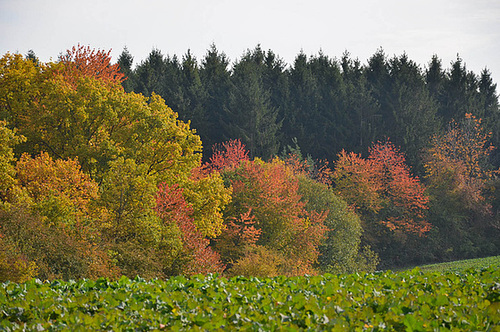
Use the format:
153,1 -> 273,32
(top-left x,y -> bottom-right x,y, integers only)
134,49 -> 182,107
117,47 -> 135,92
341,52 -> 379,155
262,50 -> 290,151
199,44 -> 232,150
225,47 -> 281,159
440,56 -> 479,122
363,48 -> 391,145
426,55 -> 446,113
478,68 -> 500,166
176,50 -> 208,142
25,49 -> 39,65
386,53 -> 439,172
287,52 -> 320,158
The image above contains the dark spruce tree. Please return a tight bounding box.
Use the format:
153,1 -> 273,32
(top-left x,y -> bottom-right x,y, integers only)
134,49 -> 183,108
117,47 -> 135,92
308,52 -> 349,159
477,68 -> 500,167
341,51 -> 380,155
224,47 -> 282,160
199,44 -> 232,151
386,53 -> 439,173
176,50 -> 208,143
287,52 -> 320,159
425,55 -> 446,119
439,56 -> 480,123
25,49 -> 39,65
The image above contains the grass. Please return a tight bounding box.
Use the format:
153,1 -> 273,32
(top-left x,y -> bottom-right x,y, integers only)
412,255 -> 500,273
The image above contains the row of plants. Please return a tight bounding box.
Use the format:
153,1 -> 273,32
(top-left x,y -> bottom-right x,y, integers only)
1,267 -> 499,330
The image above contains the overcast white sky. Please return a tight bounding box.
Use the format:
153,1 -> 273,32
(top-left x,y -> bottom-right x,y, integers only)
1,0 -> 499,82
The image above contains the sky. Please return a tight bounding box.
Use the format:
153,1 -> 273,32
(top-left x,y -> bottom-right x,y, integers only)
1,0 -> 500,83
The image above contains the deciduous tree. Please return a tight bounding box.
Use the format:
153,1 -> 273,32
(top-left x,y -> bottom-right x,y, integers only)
58,44 -> 125,86
333,140 -> 430,235
156,183 -> 225,275
210,141 -> 327,276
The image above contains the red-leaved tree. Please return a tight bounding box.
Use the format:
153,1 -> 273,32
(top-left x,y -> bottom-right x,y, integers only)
156,183 -> 225,275
207,139 -> 250,172
333,140 -> 430,236
208,140 -> 327,276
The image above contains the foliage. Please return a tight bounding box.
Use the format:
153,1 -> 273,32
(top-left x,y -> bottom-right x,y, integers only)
422,114 -> 500,261
1,44 -> 499,276
333,140 -> 430,235
0,121 -> 24,204
58,44 -> 125,86
156,183 -> 225,276
1,268 -> 500,330
296,175 -> 378,273
210,141 -> 327,276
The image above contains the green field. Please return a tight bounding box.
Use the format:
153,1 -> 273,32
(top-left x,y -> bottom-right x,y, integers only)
409,255 -> 500,273
1,265 -> 500,331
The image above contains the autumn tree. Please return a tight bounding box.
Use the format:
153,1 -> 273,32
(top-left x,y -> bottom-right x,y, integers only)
334,140 -> 429,235
333,140 -> 430,267
16,152 -> 99,215
0,121 -> 24,204
423,114 -> 500,259
208,140 -> 327,276
156,183 -> 225,275
58,44 -> 125,86
425,113 -> 496,210
0,49 -> 232,279
0,152 -> 118,280
207,139 -> 250,172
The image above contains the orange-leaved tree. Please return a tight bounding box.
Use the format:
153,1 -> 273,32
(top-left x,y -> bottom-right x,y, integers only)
209,140 -> 327,276
425,113 -> 497,212
16,152 -> 99,221
156,183 -> 225,275
1,152 -> 119,280
333,140 -> 430,236
58,44 -> 125,86
423,114 -> 500,258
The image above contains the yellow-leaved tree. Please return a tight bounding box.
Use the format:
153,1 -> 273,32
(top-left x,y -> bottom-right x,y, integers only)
0,48 -> 231,279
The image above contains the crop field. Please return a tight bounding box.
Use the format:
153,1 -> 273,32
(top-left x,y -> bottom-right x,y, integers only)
414,255 -> 500,274
2,266 -> 500,331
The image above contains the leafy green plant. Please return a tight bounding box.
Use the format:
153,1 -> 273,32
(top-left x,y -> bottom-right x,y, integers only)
1,267 -> 499,330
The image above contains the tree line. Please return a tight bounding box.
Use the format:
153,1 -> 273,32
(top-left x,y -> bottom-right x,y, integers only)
118,45 -> 500,173
0,45 -> 498,282
118,44 -> 500,268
